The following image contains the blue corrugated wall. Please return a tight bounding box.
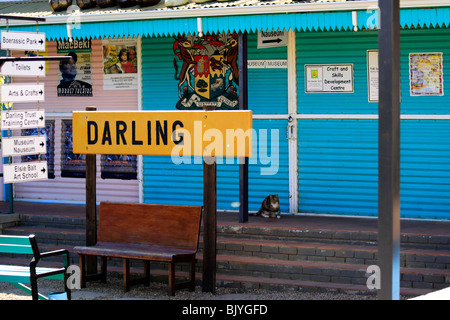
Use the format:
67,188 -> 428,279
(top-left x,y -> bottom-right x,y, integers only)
297,28 -> 450,219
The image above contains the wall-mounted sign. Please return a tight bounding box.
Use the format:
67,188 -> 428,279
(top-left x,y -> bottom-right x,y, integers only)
248,60 -> 288,69
1,31 -> 46,51
173,33 -> 239,110
367,50 -> 379,102
257,30 -> 287,49
72,110 -> 253,157
305,64 -> 354,93
409,52 -> 443,96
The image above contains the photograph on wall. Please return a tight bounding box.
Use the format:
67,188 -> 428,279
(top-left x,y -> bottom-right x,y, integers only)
409,53 -> 443,96
57,39 -> 93,96
102,38 -> 138,90
61,120 -> 86,178
101,154 -> 138,180
22,121 -> 55,179
173,32 -> 239,110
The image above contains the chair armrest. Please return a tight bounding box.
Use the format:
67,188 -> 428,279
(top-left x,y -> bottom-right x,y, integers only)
32,249 -> 70,269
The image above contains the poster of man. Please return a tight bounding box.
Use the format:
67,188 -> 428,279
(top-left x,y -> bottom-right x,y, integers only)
57,40 -> 93,97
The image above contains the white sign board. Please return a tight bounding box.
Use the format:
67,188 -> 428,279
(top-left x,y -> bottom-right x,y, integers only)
2,136 -> 47,157
3,161 -> 48,184
1,109 -> 45,130
367,50 -> 379,102
1,31 -> 46,51
305,64 -> 354,93
257,30 -> 287,48
248,60 -> 288,69
0,84 -> 45,103
1,60 -> 46,77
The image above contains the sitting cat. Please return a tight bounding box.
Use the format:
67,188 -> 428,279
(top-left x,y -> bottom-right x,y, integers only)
252,194 -> 281,219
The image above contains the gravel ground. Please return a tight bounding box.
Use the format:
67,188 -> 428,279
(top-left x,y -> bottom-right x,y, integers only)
0,273 -> 386,301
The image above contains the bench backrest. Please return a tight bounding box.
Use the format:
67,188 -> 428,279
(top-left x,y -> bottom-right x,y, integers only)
0,235 -> 35,255
97,202 -> 203,251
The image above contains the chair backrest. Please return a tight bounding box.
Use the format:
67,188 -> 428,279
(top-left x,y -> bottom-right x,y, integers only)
97,202 -> 203,251
0,235 -> 34,255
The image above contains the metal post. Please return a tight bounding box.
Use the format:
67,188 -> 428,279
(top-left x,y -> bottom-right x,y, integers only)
202,104 -> 217,294
378,0 -> 401,300
238,31 -> 249,223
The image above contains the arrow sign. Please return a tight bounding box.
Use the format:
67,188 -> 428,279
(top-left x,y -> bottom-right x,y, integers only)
2,136 -> 47,157
1,109 -> 45,130
0,84 -> 45,103
3,161 -> 48,184
257,30 -> 287,48
1,60 -> 46,77
1,31 -> 46,51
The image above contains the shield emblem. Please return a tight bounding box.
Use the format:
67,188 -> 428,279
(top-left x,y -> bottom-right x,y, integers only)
194,54 -> 225,100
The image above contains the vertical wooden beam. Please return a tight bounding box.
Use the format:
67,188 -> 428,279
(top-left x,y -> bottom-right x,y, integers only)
238,31 -> 249,223
85,106 -> 97,275
202,104 -> 217,294
378,0 -> 401,300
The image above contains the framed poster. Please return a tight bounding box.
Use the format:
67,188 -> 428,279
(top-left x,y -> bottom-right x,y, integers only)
409,53 -> 443,96
305,64 -> 354,93
367,50 -> 379,102
57,40 -> 93,96
102,38 -> 138,90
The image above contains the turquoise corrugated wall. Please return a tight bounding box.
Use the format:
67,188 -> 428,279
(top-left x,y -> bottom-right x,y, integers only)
297,28 -> 450,219
141,34 -> 289,213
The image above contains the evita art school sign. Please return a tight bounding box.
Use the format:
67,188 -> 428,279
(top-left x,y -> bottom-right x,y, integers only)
57,39 -> 93,97
173,32 -> 239,110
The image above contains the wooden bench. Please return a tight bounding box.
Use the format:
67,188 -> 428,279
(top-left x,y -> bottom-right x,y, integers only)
73,202 -> 203,296
0,234 -> 71,300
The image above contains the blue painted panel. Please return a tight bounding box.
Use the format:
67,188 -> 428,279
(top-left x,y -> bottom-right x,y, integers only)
298,119 -> 450,219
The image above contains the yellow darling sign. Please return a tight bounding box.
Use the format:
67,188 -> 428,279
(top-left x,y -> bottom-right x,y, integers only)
72,110 -> 252,157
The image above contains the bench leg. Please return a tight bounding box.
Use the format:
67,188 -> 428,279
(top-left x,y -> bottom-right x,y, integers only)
168,262 -> 175,296
100,256 -> 107,283
123,258 -> 130,292
144,261 -> 150,286
189,259 -> 196,292
79,255 -> 86,288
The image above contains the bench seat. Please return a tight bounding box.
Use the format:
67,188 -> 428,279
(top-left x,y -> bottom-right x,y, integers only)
74,242 -> 196,261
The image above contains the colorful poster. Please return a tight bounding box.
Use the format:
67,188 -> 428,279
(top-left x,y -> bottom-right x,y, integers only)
102,38 -> 138,90
57,39 -> 93,97
409,53 -> 443,96
173,32 -> 239,110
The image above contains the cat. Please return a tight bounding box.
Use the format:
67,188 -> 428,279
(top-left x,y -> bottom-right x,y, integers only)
251,194 -> 281,219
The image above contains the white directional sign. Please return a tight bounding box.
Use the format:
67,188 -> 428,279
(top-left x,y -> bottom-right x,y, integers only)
2,136 -> 46,157
0,84 -> 45,103
1,31 -> 46,51
1,61 -> 46,77
3,161 -> 48,184
257,30 -> 287,48
1,109 -> 45,130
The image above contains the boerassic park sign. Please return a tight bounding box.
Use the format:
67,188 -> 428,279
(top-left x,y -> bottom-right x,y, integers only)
72,110 -> 253,157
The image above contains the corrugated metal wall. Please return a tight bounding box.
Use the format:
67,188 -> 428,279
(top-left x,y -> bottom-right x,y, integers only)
141,33 -> 290,213
6,38 -> 140,203
296,28 -> 450,219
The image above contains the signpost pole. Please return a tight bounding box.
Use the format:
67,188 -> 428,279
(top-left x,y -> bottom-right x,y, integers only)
378,0 -> 401,300
85,106 -> 97,275
202,104 -> 217,294
238,31 -> 249,223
